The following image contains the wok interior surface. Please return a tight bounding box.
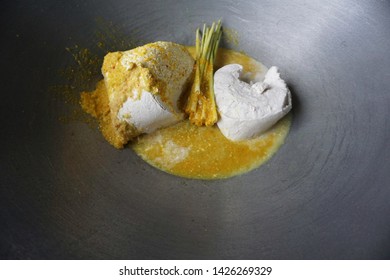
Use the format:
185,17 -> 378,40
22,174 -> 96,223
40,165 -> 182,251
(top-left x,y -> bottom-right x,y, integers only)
1,0 -> 389,259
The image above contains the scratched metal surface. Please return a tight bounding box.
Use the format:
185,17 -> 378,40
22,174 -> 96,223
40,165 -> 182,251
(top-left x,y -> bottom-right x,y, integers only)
1,0 -> 389,259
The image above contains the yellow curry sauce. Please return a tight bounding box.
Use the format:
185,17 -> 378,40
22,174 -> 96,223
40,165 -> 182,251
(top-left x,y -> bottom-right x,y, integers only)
81,47 -> 291,179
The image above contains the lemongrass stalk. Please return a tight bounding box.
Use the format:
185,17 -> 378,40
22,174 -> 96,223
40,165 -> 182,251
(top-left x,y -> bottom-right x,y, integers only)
185,20 -> 222,126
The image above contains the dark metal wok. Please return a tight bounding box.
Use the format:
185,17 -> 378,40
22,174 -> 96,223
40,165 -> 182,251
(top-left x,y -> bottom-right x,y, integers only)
1,0 -> 389,259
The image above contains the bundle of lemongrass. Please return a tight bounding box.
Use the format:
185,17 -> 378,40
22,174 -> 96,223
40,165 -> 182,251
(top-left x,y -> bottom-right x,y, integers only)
185,20 -> 222,126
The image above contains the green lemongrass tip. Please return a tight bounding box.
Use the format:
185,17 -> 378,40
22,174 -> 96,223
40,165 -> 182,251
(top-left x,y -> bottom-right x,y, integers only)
195,28 -> 200,57
197,20 -> 223,77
